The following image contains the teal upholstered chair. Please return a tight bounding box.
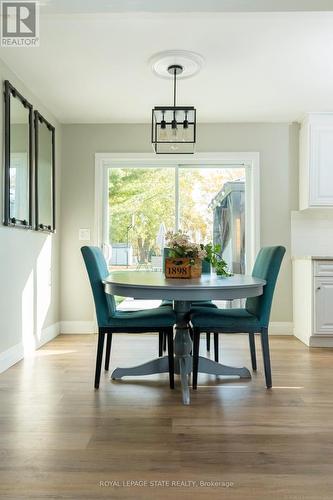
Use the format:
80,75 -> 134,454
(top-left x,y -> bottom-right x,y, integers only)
159,247 -> 217,354
190,246 -> 286,389
81,246 -> 176,389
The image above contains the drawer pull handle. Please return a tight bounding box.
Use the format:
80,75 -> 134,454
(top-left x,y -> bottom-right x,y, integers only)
316,286 -> 321,291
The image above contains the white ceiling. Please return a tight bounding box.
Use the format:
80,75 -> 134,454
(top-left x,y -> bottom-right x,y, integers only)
1,7 -> 333,123
35,1 -> 333,14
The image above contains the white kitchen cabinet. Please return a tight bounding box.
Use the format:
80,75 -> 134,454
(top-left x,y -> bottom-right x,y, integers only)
293,258 -> 333,346
299,113 -> 333,209
314,277 -> 333,334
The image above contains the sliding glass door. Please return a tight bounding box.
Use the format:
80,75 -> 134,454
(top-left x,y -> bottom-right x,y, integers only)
105,164 -> 246,273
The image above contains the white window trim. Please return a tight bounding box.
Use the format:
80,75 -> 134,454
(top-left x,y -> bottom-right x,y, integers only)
94,152 -> 260,271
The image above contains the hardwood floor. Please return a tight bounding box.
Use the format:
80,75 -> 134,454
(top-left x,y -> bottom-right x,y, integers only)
0,333 -> 333,499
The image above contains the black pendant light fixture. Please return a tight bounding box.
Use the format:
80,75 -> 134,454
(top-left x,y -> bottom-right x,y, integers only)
151,64 -> 196,154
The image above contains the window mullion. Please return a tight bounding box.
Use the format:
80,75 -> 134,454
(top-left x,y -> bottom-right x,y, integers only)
175,165 -> 179,231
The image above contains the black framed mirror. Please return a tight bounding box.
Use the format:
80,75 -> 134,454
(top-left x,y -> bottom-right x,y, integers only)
3,80 -> 33,228
34,111 -> 55,232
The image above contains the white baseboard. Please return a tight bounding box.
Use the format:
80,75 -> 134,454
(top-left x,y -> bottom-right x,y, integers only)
269,322 -> 293,335
309,335 -> 333,347
60,321 -> 96,334
36,322 -> 60,348
0,342 -> 24,374
0,322 -> 60,374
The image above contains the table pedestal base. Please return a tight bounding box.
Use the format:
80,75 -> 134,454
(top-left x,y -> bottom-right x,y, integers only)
112,356 -> 169,380
198,356 -> 251,379
111,356 -> 251,405
111,300 -> 251,404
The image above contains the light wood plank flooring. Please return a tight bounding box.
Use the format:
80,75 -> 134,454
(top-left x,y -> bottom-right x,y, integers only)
0,334 -> 333,500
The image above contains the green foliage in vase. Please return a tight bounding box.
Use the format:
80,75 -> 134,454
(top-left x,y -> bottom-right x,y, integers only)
202,242 -> 232,277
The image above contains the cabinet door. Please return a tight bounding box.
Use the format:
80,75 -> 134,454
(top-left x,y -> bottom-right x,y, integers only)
310,125 -> 333,206
314,277 -> 333,334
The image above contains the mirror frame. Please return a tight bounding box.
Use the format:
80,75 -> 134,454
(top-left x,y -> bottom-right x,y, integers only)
34,110 -> 55,232
3,80 -> 33,228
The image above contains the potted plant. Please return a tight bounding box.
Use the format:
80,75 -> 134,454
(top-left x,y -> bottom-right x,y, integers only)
165,231 -> 207,279
164,231 -> 232,279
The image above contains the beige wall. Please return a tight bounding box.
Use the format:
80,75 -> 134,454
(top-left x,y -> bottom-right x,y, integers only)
61,122 -> 299,327
0,58 -> 61,359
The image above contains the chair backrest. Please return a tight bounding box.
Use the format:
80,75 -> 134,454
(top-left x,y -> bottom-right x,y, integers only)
246,246 -> 286,327
163,247 -> 211,274
81,246 -> 116,327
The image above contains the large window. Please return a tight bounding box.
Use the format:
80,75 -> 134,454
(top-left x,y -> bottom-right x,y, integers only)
105,165 -> 246,273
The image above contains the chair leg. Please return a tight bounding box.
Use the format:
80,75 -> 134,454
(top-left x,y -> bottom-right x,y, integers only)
158,331 -> 163,357
248,333 -> 257,371
95,332 -> 105,389
192,328 -> 200,390
214,333 -> 219,362
206,332 -> 210,351
260,327 -> 272,388
105,334 -> 112,371
163,331 -> 167,352
167,329 -> 174,389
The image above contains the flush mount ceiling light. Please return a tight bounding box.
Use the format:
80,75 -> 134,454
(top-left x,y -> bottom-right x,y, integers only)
150,50 -> 204,154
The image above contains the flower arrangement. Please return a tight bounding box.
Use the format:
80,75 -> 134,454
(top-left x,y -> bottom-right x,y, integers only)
165,230 -> 232,277
165,230 -> 207,264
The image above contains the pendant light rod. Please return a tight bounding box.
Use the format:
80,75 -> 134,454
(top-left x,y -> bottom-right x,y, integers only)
167,64 -> 183,108
173,68 -> 177,124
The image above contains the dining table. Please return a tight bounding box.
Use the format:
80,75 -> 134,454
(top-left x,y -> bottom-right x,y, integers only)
104,271 -> 266,405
